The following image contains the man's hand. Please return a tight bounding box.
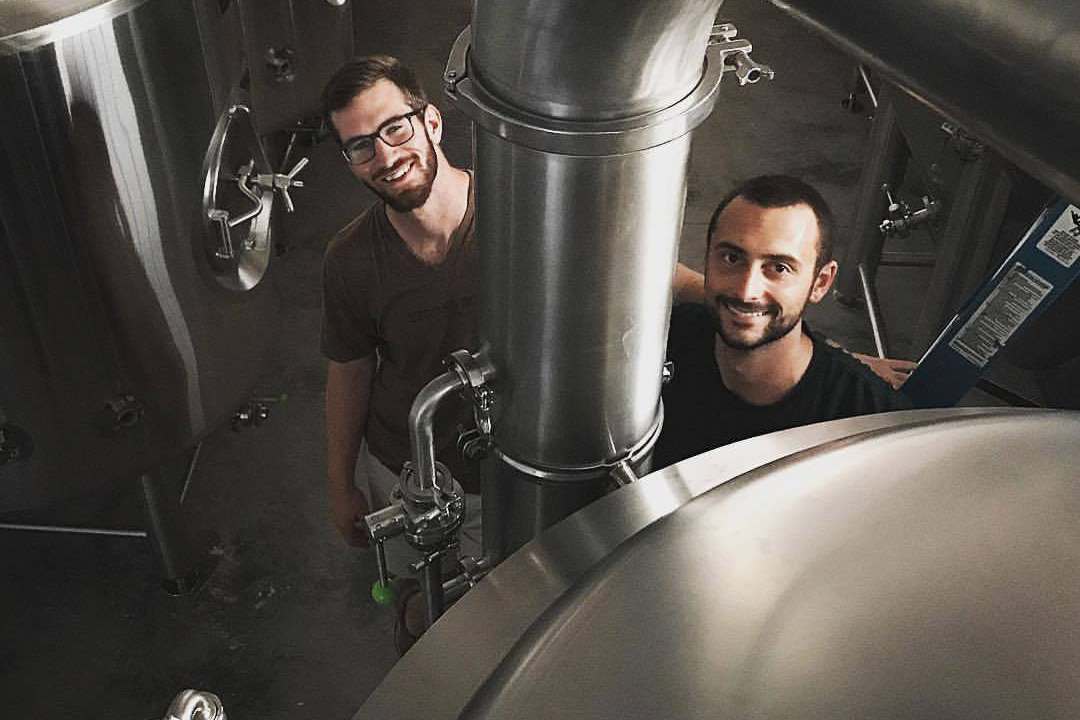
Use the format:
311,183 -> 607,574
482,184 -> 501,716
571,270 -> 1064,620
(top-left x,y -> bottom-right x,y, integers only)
331,486 -> 372,547
851,352 -> 917,389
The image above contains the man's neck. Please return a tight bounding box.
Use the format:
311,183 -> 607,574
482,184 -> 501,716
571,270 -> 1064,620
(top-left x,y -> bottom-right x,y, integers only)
714,322 -> 814,406
387,163 -> 470,264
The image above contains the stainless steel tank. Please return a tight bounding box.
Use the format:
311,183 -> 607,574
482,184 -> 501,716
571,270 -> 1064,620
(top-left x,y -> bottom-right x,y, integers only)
768,0 -> 1080,204
355,408 -> 1080,720
0,0 -> 278,510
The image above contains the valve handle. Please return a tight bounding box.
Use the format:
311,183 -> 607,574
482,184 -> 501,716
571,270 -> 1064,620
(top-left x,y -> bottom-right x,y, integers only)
255,156 -> 309,213
371,577 -> 400,605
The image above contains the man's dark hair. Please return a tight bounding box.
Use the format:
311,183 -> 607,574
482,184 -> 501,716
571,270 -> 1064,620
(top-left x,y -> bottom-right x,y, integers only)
321,55 -> 428,144
706,174 -> 835,270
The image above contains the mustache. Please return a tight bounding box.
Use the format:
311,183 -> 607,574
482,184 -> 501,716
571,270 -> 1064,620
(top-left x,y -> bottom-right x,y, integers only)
715,295 -> 778,315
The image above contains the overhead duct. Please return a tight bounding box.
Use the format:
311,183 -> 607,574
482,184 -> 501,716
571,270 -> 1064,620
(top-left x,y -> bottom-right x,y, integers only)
767,0 -> 1080,203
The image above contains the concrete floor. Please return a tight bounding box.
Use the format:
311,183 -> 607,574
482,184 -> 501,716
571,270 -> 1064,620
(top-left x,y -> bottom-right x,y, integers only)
0,1 -> 1013,718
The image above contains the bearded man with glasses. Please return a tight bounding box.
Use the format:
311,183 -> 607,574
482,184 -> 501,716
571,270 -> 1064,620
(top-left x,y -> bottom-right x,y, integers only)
319,56 -> 479,653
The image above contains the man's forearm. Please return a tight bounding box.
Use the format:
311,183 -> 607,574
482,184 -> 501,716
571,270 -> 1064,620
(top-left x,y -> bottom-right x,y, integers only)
326,357 -> 375,494
326,357 -> 377,545
672,262 -> 706,305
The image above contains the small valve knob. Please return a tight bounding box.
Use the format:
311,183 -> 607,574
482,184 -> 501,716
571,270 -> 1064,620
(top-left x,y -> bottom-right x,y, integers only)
371,577 -> 400,605
881,183 -> 904,218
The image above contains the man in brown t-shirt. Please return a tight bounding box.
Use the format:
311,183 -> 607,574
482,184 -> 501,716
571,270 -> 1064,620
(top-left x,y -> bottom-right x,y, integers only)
320,56 -> 477,562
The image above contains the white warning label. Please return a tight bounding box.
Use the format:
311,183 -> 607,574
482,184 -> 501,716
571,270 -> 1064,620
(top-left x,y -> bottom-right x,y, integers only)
1035,204 -> 1080,267
948,263 -> 1053,367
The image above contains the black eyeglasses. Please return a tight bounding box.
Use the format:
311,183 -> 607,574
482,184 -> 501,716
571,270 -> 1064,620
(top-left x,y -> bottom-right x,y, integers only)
340,106 -> 426,165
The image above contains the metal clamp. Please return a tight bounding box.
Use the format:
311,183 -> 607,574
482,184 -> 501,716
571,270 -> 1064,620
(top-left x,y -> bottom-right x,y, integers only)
364,467 -> 467,628
444,26 -> 730,155
709,23 -> 775,86
447,348 -> 496,440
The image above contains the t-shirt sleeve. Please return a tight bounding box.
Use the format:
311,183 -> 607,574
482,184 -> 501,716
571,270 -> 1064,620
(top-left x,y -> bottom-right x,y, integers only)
320,231 -> 378,363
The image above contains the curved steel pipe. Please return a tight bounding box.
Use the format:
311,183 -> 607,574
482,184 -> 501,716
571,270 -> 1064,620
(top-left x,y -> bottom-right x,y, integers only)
407,370 -> 466,491
769,0 -> 1080,202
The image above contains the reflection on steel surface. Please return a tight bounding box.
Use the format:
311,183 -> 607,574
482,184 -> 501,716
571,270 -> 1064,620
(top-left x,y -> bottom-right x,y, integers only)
0,0 -> 275,510
0,0 -> 152,55
356,408 -> 1080,720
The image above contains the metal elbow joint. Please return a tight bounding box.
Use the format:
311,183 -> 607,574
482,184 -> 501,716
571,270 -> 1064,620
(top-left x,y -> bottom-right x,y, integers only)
408,370 -> 467,491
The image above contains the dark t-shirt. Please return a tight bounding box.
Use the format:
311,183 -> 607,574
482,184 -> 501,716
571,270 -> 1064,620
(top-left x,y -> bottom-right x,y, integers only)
321,184 -> 480,492
653,304 -> 910,471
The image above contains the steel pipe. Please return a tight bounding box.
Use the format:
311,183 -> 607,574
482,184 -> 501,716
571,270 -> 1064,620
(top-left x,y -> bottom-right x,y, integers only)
407,370 -> 466,492
448,0 -> 736,559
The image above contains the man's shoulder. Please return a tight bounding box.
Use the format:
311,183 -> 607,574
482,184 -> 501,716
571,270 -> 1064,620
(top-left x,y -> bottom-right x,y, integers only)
809,336 -> 911,411
668,303 -> 712,343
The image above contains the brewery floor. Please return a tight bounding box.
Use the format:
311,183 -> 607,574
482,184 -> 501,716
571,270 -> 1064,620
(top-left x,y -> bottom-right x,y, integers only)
0,2 -> 997,718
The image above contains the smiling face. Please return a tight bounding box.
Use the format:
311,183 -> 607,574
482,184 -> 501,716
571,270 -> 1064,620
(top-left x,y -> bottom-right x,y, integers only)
704,196 -> 837,351
330,78 -> 441,212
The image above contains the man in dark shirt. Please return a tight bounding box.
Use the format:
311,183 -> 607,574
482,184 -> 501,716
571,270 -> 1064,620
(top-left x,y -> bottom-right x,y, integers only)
653,174 -> 909,470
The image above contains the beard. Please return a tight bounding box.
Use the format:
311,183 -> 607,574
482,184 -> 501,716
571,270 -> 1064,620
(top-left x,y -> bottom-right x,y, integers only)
365,132 -> 439,212
706,294 -> 807,351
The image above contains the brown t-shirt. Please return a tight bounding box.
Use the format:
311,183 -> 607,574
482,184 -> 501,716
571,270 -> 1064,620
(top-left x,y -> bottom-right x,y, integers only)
321,184 -> 480,493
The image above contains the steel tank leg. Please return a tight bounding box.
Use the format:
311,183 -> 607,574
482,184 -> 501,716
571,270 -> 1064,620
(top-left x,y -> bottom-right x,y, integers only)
835,85 -> 910,304
910,153 -> 1012,353
139,468 -> 198,595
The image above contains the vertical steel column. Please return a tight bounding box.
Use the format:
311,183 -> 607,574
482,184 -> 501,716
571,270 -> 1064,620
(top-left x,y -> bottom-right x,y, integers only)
835,85 -> 910,303
910,153 -> 1012,353
139,469 -> 198,595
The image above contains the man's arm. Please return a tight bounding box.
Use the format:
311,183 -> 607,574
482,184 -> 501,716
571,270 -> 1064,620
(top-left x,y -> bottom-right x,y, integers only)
672,262 -> 705,305
326,356 -> 376,546
847,353 -> 916,389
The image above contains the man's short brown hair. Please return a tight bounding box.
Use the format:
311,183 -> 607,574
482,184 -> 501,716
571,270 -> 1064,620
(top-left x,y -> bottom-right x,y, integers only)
321,55 -> 428,144
707,174 -> 835,270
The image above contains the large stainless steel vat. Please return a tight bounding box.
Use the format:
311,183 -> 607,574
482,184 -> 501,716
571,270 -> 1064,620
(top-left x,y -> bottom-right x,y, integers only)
356,408 -> 1080,719
0,0 -> 277,509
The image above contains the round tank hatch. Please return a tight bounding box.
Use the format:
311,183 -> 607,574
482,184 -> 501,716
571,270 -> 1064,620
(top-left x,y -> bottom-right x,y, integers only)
200,104 -> 275,291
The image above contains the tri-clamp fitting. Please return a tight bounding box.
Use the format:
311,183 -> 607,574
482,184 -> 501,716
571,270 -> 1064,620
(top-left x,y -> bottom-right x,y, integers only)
365,460 -> 467,626
709,23 -> 775,86
364,348 -> 495,626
